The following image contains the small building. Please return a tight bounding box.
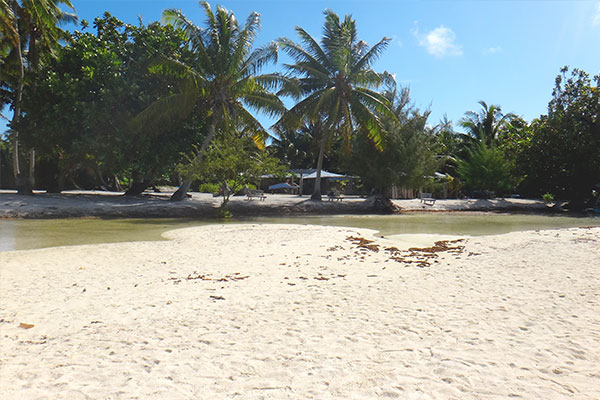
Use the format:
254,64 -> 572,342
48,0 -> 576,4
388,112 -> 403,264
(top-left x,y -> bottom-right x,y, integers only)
261,169 -> 355,196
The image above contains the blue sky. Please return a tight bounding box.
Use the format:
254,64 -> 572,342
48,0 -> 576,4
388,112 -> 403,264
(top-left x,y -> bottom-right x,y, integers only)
3,0 -> 600,134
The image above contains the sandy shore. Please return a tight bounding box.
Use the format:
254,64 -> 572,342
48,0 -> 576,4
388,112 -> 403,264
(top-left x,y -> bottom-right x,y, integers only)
0,190 -> 548,218
1,224 -> 599,399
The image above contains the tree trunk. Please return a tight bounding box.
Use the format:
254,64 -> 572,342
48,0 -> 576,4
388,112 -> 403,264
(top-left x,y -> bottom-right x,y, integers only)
47,161 -> 65,194
221,180 -> 231,206
124,172 -> 149,196
91,162 -> 110,190
28,147 -> 35,185
10,10 -> 34,195
364,194 -> 401,213
113,175 -> 123,191
54,156 -> 67,193
170,179 -> 193,201
69,176 -> 82,190
311,137 -> 326,201
170,113 -> 218,201
10,11 -> 28,194
14,149 -> 34,195
12,128 -> 20,179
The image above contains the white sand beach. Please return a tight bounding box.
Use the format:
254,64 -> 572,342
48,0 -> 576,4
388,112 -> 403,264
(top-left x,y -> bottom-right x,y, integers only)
1,224 -> 599,399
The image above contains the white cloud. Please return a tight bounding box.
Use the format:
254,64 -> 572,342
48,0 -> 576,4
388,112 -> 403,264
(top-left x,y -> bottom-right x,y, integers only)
483,46 -> 503,55
593,3 -> 600,25
413,25 -> 463,58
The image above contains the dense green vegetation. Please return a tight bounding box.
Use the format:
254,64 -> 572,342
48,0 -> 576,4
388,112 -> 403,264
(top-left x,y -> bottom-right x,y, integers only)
505,68 -> 600,208
1,0 -> 76,194
346,82 -> 438,195
17,14 -> 200,193
1,2 -> 599,208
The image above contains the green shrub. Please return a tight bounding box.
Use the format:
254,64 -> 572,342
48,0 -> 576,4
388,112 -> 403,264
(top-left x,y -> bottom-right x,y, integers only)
197,180 -> 256,195
215,205 -> 232,219
457,143 -> 515,196
197,182 -> 221,193
542,193 -> 555,203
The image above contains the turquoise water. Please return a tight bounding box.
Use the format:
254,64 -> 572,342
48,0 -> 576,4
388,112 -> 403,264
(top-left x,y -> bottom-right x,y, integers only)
1,213 -> 598,252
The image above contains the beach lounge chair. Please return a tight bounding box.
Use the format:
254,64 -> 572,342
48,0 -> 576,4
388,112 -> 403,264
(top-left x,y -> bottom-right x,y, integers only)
419,192 -> 436,206
246,189 -> 266,201
327,191 -> 343,202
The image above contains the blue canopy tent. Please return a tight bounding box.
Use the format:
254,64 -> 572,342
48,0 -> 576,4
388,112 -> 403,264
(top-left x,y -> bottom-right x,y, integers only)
268,182 -> 299,192
261,169 -> 354,195
293,169 -> 354,196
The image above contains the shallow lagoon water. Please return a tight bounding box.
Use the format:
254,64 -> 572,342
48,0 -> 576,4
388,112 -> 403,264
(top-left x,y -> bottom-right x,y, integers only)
1,212 -> 598,252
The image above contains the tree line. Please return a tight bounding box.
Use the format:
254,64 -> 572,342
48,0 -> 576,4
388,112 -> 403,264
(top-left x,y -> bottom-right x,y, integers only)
1,1 -> 599,208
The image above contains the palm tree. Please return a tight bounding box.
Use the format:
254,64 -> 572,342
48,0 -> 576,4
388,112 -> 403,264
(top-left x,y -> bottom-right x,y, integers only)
0,0 -> 76,194
459,100 -> 515,147
136,2 -> 285,201
278,10 -> 393,200
269,122 -> 317,170
457,101 -> 517,197
0,1 -> 18,60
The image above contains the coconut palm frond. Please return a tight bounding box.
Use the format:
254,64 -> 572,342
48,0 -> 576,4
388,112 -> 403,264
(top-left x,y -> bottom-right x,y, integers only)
238,42 -> 277,78
148,56 -> 203,85
276,75 -> 302,99
130,91 -> 199,135
294,27 -> 332,71
352,69 -> 385,88
351,37 -> 391,75
349,96 -> 384,150
252,72 -> 285,92
460,100 -> 513,146
242,10 -> 260,46
56,10 -> 77,26
0,1 -> 18,47
289,89 -> 330,123
283,61 -> 330,83
162,8 -> 205,53
237,107 -> 271,150
241,88 -> 286,119
278,36 -> 330,77
353,87 -> 394,118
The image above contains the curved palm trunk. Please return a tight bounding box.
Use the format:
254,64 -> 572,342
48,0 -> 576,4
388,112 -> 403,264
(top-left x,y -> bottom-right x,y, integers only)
170,118 -> 217,201
22,29 -> 39,192
311,137 -> 326,201
170,179 -> 192,201
10,13 -> 33,195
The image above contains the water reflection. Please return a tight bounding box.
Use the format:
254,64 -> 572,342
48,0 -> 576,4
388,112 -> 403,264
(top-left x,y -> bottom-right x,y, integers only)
0,218 -> 209,251
241,213 -> 600,237
0,220 -> 17,252
0,213 -> 598,252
